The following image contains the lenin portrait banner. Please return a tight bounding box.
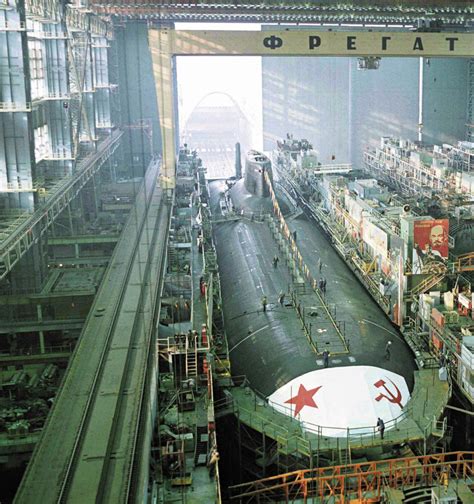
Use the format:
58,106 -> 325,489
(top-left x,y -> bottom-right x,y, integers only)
413,219 -> 449,274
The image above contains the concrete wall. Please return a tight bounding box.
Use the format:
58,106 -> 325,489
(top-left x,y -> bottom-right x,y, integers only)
115,21 -> 161,177
262,56 -> 468,168
262,57 -> 351,164
422,58 -> 469,146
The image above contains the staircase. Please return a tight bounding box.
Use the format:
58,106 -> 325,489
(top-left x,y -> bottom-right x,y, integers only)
168,244 -> 178,271
403,486 -> 434,503
276,434 -> 311,468
456,251 -> 474,273
255,443 -> 279,469
432,417 -> 447,438
286,207 -> 303,222
293,281 -> 306,294
406,270 -> 446,299
186,348 -> 198,378
194,425 -> 208,466
338,446 -> 352,467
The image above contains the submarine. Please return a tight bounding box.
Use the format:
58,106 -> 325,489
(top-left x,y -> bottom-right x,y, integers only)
209,150 -> 417,437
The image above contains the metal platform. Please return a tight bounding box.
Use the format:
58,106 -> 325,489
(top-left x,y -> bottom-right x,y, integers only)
221,367 -> 449,457
228,451 -> 474,502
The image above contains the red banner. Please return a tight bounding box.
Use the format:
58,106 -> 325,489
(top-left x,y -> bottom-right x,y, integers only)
414,219 -> 449,259
413,219 -> 449,274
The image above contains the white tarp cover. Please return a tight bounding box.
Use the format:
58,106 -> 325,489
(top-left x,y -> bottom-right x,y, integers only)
267,366 -> 410,437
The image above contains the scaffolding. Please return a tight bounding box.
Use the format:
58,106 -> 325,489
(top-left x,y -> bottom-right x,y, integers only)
364,137 -> 474,199
0,130 -> 122,279
228,451 -> 474,502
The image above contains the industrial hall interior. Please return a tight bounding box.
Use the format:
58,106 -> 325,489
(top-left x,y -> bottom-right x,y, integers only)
1,0 -> 474,502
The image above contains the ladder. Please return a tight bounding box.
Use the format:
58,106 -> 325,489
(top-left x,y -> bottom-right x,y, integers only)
185,337 -> 198,378
168,245 -> 178,271
194,425 -> 208,466
339,446 -> 352,467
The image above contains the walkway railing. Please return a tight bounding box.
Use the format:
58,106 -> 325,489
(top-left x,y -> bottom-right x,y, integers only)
213,371 -> 445,450
0,130 -> 123,280
264,171 -> 349,354
303,193 -> 392,314
157,333 -> 210,354
412,312 -> 472,404
228,451 -> 474,502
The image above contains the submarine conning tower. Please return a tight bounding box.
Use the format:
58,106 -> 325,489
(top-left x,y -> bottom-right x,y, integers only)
244,150 -> 273,197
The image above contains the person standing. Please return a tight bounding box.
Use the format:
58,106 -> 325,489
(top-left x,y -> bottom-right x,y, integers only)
197,234 -> 203,253
318,258 -> 322,273
377,417 -> 385,439
261,295 -> 268,313
208,447 -> 220,479
200,277 -> 206,299
322,277 -> 327,294
273,255 -> 279,268
322,349 -> 330,368
385,340 -> 392,360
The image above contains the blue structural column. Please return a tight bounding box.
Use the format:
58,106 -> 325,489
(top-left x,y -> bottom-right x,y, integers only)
0,0 -> 35,211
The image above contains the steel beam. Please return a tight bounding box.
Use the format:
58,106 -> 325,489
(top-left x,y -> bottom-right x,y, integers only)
166,29 -> 473,57
48,234 -> 119,245
0,352 -> 70,366
149,27 -> 177,190
0,130 -> 123,279
0,318 -> 84,334
92,1 -> 473,26
0,290 -> 95,305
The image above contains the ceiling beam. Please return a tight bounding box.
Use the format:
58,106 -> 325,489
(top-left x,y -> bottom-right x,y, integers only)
92,1 -> 473,25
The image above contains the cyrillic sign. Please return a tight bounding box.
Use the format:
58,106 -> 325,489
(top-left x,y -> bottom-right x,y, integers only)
167,30 -> 473,57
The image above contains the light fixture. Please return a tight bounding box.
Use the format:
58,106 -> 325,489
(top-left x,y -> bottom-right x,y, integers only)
357,56 -> 381,70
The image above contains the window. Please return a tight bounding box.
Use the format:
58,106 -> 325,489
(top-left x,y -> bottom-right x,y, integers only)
29,40 -> 45,100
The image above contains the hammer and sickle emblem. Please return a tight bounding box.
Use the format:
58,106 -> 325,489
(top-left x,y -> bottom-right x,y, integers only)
263,35 -> 283,50
374,378 -> 403,409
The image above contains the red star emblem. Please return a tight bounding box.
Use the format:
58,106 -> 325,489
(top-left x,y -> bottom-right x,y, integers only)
285,384 -> 322,417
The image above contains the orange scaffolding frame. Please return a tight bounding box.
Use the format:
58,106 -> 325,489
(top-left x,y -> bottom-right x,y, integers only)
229,451 -> 474,502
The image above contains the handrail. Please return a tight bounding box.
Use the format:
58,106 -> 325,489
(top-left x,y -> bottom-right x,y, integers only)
295,189 -> 392,314
407,269 -> 446,298
239,450 -> 474,485
264,173 -> 349,354
215,374 -> 439,445
156,334 -> 210,353
419,314 -> 473,404
228,451 -> 474,501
